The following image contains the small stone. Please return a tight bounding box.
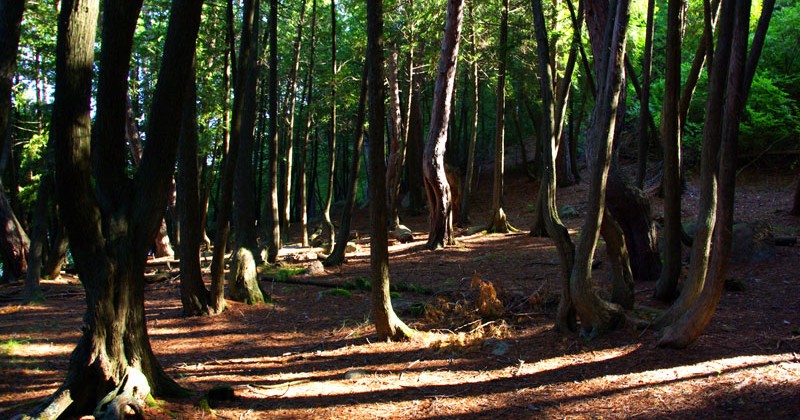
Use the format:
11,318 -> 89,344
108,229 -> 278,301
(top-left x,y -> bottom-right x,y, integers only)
305,261 -> 326,276
345,242 -> 358,253
344,369 -> 369,380
391,225 -> 414,243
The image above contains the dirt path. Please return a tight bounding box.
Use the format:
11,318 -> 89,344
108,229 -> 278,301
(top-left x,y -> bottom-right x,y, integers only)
1,167 -> 799,419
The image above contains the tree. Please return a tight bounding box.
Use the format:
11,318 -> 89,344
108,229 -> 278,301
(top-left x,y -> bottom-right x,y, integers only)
0,0 -> 27,285
485,0 -> 514,233
33,0 -> 203,416
324,65 -> 367,267
423,0 -> 463,250
659,0 -> 776,348
386,48 -> 405,230
233,0 -> 261,255
569,0 -> 631,338
297,0 -> 319,247
654,0 -> 684,301
366,0 -> 415,341
459,0 -> 479,226
635,0 -> 655,188
264,0 -> 280,262
322,0 -> 338,250
177,58 -> 211,316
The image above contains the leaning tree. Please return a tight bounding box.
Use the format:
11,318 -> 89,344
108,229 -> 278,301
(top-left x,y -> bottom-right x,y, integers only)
32,0 -> 203,417
423,0 -> 463,249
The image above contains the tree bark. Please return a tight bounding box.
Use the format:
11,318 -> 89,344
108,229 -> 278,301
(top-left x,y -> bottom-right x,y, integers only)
423,0 -> 464,250
459,0 -> 479,226
177,59 -> 211,316
531,0 -> 577,332
406,83 -> 425,216
635,0 -> 655,188
654,0 -> 684,301
324,66 -> 367,267
570,0 -> 630,338
279,0 -> 307,242
297,0 -> 318,247
36,0 -> 203,417
322,0 -> 338,250
366,0 -> 415,341
386,48 -> 405,230
264,0 -> 281,261
233,0 -> 260,255
486,0 -> 513,234
655,0 -> 737,331
661,0 -> 772,347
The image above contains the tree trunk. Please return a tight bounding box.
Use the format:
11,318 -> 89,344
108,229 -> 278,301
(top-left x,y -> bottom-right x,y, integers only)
654,0 -> 684,301
570,0 -> 630,338
406,83 -> 424,216
264,0 -> 281,261
280,0 -> 307,242
660,0 -> 772,347
531,0 -> 576,332
0,0 -> 23,162
0,187 -> 28,283
423,0 -> 463,250
297,0 -> 318,247
211,0 -> 257,312
42,221 -> 68,281
386,48 -> 405,230
366,0 -> 415,341
322,0 -> 338,250
37,0 -> 203,417
486,0 -> 513,234
655,0 -> 737,330
24,175 -> 54,300
177,59 -> 211,316
233,0 -> 260,255
324,65 -> 367,267
679,0 -> 721,134
635,0 -> 655,188
459,0 -> 478,226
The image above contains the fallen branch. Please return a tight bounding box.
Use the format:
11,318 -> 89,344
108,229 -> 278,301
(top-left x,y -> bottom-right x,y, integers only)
261,275 -> 435,295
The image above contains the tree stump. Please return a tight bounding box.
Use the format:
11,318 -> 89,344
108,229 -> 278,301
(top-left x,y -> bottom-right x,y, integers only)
228,248 -> 265,305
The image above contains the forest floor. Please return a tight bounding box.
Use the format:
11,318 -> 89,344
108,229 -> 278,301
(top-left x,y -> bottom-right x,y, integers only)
1,158 -> 799,419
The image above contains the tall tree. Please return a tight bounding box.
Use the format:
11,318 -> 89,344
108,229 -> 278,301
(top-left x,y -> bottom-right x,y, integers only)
210,0 -> 259,312
569,0 -> 631,338
33,0 -> 203,417
177,59 -> 211,316
366,0 -> 415,341
264,0 -> 281,262
386,48 -> 405,230
635,0 -> 655,188
279,0 -> 307,242
654,0 -> 684,301
423,0 -> 464,249
325,65 -> 367,267
233,0 -> 260,254
0,0 -> 27,285
531,0 -> 577,332
660,0 -> 775,347
322,0 -> 338,250
485,0 -> 513,233
297,0 -> 318,247
459,0 -> 479,226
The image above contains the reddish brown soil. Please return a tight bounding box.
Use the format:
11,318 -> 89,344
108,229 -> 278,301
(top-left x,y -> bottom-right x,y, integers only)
1,163 -> 799,419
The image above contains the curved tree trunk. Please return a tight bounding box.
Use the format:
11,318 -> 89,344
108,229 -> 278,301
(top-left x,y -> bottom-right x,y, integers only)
423,0 -> 463,250
24,175 -> 54,300
486,0 -> 513,234
660,0 -> 772,347
366,0 -> 415,341
36,0 -> 203,417
655,0 -> 737,330
324,65 -> 367,267
0,187 -> 28,283
570,0 -> 630,339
